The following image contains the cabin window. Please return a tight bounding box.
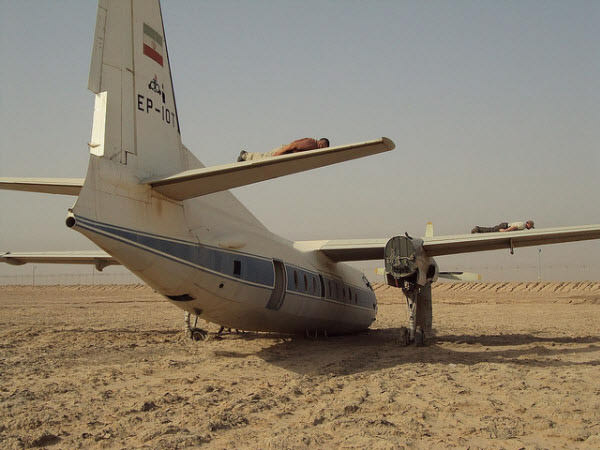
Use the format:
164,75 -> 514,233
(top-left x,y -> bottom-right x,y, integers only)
319,275 -> 325,297
294,270 -> 299,289
233,260 -> 241,277
303,274 -> 308,291
355,292 -> 358,304
312,277 -> 317,294
328,281 -> 332,298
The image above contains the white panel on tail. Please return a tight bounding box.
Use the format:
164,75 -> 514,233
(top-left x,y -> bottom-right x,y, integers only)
89,92 -> 107,156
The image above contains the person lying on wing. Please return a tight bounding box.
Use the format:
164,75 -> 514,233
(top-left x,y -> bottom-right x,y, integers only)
471,220 -> 535,233
237,137 -> 330,162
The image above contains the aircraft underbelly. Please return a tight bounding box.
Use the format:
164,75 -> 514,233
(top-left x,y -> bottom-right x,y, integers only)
176,291 -> 375,335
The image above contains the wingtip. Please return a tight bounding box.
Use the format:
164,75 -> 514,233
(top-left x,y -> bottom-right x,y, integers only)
381,137 -> 395,150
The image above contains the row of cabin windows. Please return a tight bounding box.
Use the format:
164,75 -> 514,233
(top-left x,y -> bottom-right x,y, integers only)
326,279 -> 358,304
290,268 -> 361,305
293,270 -> 319,295
233,260 -> 363,305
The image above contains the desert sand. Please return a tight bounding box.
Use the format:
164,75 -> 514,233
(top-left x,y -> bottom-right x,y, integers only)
1,282 -> 599,449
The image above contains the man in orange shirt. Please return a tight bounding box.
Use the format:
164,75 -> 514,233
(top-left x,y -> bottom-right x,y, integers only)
237,137 -> 330,162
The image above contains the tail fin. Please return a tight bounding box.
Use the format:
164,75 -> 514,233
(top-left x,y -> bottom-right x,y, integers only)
74,0 -> 267,238
87,0 -> 185,179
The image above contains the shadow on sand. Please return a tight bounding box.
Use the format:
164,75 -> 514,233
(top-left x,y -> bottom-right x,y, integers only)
220,328 -> 600,376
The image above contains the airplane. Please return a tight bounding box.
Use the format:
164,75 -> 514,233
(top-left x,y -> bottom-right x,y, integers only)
1,0 -> 599,345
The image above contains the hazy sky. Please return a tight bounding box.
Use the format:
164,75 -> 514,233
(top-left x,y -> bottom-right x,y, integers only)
1,0 -> 598,282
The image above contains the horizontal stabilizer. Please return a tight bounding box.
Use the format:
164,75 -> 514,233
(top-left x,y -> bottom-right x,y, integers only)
0,178 -> 84,196
145,138 -> 395,200
1,251 -> 119,271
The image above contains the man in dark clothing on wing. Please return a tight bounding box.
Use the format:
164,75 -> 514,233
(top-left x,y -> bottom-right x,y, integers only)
471,220 -> 535,233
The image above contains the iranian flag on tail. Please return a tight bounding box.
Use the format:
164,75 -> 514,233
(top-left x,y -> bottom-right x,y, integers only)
143,23 -> 163,66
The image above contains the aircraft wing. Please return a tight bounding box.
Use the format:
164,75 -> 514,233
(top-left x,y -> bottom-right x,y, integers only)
422,224 -> 600,256
295,224 -> 600,262
0,251 -> 119,271
144,138 -> 394,201
0,178 -> 84,195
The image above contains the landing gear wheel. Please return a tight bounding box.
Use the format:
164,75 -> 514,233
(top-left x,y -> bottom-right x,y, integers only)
185,312 -> 208,341
414,326 -> 424,347
191,328 -> 208,341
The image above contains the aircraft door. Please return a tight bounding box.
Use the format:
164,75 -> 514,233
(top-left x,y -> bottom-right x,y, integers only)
266,259 -> 287,310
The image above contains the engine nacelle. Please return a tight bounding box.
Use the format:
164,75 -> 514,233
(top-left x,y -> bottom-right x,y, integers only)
384,235 -> 438,287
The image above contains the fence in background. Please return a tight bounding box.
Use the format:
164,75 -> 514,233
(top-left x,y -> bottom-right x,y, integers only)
1,263 -> 599,286
0,272 -> 141,286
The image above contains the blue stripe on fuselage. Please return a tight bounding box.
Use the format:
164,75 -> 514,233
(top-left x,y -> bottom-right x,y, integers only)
75,215 -> 274,288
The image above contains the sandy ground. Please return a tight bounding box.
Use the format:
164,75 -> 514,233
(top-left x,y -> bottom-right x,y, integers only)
1,282 -> 599,449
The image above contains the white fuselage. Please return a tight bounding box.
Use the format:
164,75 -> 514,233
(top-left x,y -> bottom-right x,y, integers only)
70,157 -> 377,335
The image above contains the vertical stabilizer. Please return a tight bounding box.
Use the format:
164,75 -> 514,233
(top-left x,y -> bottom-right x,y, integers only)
73,0 -> 269,268
87,0 -> 184,179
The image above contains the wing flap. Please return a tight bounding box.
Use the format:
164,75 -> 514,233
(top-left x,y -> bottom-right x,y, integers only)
145,138 -> 394,200
0,178 -> 84,196
1,251 -> 119,270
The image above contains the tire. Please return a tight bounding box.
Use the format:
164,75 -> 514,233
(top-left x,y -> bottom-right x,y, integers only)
191,329 -> 208,341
